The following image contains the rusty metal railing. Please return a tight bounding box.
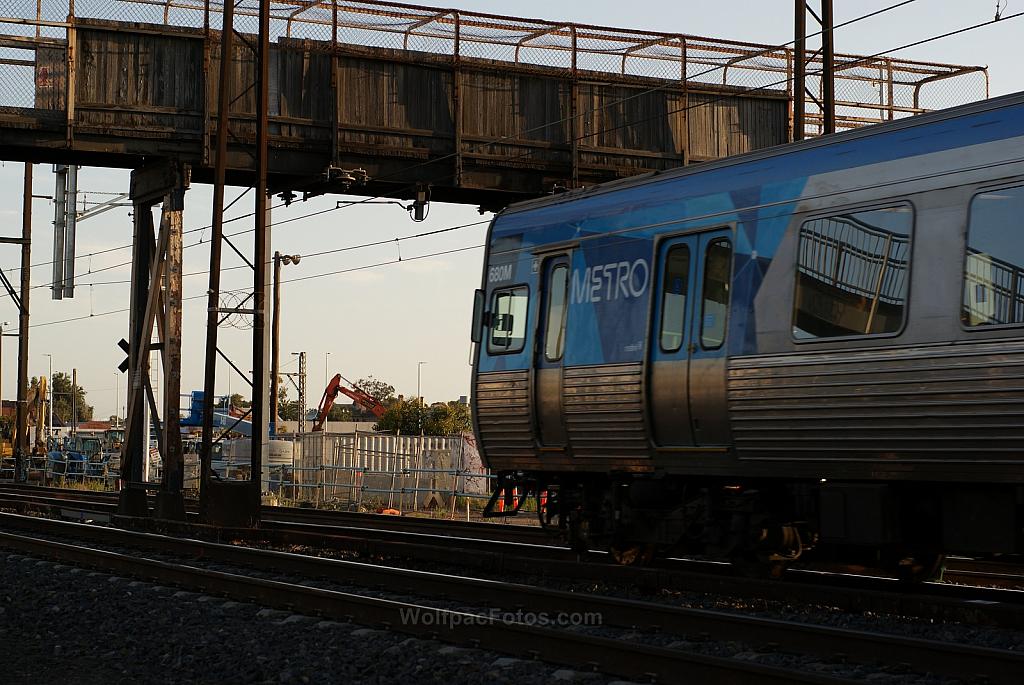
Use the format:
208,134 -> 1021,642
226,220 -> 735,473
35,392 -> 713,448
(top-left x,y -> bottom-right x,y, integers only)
0,0 -> 989,138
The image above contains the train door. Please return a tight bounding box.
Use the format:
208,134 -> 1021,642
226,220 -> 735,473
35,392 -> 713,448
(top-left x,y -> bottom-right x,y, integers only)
534,255 -> 570,447
649,229 -> 733,446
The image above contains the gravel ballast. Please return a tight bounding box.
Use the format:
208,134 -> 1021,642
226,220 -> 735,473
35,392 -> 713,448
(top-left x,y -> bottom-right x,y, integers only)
0,551 -> 627,685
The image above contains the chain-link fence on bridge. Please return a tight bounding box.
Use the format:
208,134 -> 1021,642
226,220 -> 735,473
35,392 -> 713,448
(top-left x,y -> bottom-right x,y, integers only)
0,0 -> 990,137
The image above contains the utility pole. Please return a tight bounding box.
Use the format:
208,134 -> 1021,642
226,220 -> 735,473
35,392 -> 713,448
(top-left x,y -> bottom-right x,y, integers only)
44,353 -> 52,451
0,323 -> 5,444
15,163 -> 32,480
793,0 -> 836,140
71,368 -> 77,436
821,0 -> 835,135
252,0 -> 272,513
417,361 -> 427,435
199,0 -> 236,519
271,252 -> 300,435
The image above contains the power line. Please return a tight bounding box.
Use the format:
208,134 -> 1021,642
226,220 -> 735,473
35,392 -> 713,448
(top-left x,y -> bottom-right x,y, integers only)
65,219 -> 491,288
19,192 -> 429,291
28,245 -> 484,329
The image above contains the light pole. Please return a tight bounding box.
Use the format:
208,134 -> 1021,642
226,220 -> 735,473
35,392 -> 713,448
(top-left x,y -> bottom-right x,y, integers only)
0,321 -> 8,430
271,251 -> 301,435
417,361 -> 427,434
114,371 -> 119,428
43,353 -> 52,451
324,351 -> 331,387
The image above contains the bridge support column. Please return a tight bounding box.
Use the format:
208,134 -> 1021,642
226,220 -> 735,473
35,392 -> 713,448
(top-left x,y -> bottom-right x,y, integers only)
118,162 -> 189,520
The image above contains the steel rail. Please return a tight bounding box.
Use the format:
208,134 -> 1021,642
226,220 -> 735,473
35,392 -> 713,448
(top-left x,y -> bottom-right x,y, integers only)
3,485 -> 1024,629
0,484 -> 551,543
0,511 -> 1019,683
0,525 -> 850,685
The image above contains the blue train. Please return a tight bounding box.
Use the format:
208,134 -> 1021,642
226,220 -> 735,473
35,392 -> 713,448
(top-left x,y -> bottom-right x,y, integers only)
470,91 -> 1024,578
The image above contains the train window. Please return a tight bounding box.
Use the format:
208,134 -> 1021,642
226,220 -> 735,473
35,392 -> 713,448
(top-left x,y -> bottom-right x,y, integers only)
543,265 -> 569,362
700,239 -> 732,349
659,245 -> 691,352
962,185 -> 1024,327
793,205 -> 913,339
488,286 -> 529,354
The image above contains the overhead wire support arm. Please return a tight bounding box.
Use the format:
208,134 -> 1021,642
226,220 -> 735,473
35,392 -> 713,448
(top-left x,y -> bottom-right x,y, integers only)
222,233 -> 256,270
0,267 -> 25,312
216,347 -> 254,387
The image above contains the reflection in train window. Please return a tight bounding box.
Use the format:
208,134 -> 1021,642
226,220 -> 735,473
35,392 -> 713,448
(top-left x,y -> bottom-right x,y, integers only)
792,205 -> 913,339
659,245 -> 690,352
700,239 -> 732,349
488,286 -> 529,354
544,265 -> 569,361
963,185 -> 1024,327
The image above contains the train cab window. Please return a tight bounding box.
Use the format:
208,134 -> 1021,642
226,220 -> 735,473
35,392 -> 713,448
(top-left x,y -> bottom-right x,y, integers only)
962,185 -> 1024,327
543,265 -> 569,361
793,205 -> 913,339
488,286 -> 529,354
700,239 -> 732,349
659,245 -> 691,352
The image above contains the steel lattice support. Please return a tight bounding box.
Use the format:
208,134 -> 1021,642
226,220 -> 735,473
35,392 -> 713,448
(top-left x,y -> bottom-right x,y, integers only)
297,351 -> 306,435
117,162 -> 188,519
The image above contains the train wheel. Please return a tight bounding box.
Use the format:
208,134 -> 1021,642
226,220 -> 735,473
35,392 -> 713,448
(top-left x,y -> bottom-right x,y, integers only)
609,543 -> 654,566
896,553 -> 945,584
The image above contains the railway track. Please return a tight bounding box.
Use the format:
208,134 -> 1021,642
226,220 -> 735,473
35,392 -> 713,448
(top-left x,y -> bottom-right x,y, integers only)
3,483 -> 1024,629
0,512 -> 855,685
2,510 -> 1021,684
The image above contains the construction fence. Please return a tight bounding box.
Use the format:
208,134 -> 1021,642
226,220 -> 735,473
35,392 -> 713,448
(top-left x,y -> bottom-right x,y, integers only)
268,431 -> 491,514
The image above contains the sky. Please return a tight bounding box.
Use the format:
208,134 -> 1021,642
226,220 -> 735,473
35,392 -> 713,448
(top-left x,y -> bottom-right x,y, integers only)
0,0 -> 1019,420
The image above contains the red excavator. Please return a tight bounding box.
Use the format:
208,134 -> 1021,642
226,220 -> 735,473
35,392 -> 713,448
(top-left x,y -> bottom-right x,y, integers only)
312,374 -> 386,431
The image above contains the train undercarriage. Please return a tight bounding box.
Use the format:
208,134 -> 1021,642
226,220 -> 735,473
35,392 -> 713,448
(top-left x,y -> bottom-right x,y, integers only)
484,471 -> 1024,582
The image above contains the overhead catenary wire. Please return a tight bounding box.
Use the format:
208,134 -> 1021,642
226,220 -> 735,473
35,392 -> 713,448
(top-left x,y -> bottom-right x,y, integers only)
67,218 -> 491,288
0,0 -> 924,277
27,245 -> 484,329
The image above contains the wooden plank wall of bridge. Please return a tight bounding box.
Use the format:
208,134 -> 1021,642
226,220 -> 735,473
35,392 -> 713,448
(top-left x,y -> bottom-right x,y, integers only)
1,18 -> 788,207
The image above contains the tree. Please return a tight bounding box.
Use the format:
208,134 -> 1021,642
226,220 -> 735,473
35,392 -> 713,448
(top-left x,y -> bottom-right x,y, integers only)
327,404 -> 352,422
355,376 -> 395,404
276,386 -> 301,421
229,393 -> 251,411
50,371 -> 93,424
375,398 -> 471,436
375,396 -> 424,434
424,401 -> 472,436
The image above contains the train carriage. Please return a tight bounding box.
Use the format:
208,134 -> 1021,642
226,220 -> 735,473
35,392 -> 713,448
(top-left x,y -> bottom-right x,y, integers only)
470,92 -> 1024,577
